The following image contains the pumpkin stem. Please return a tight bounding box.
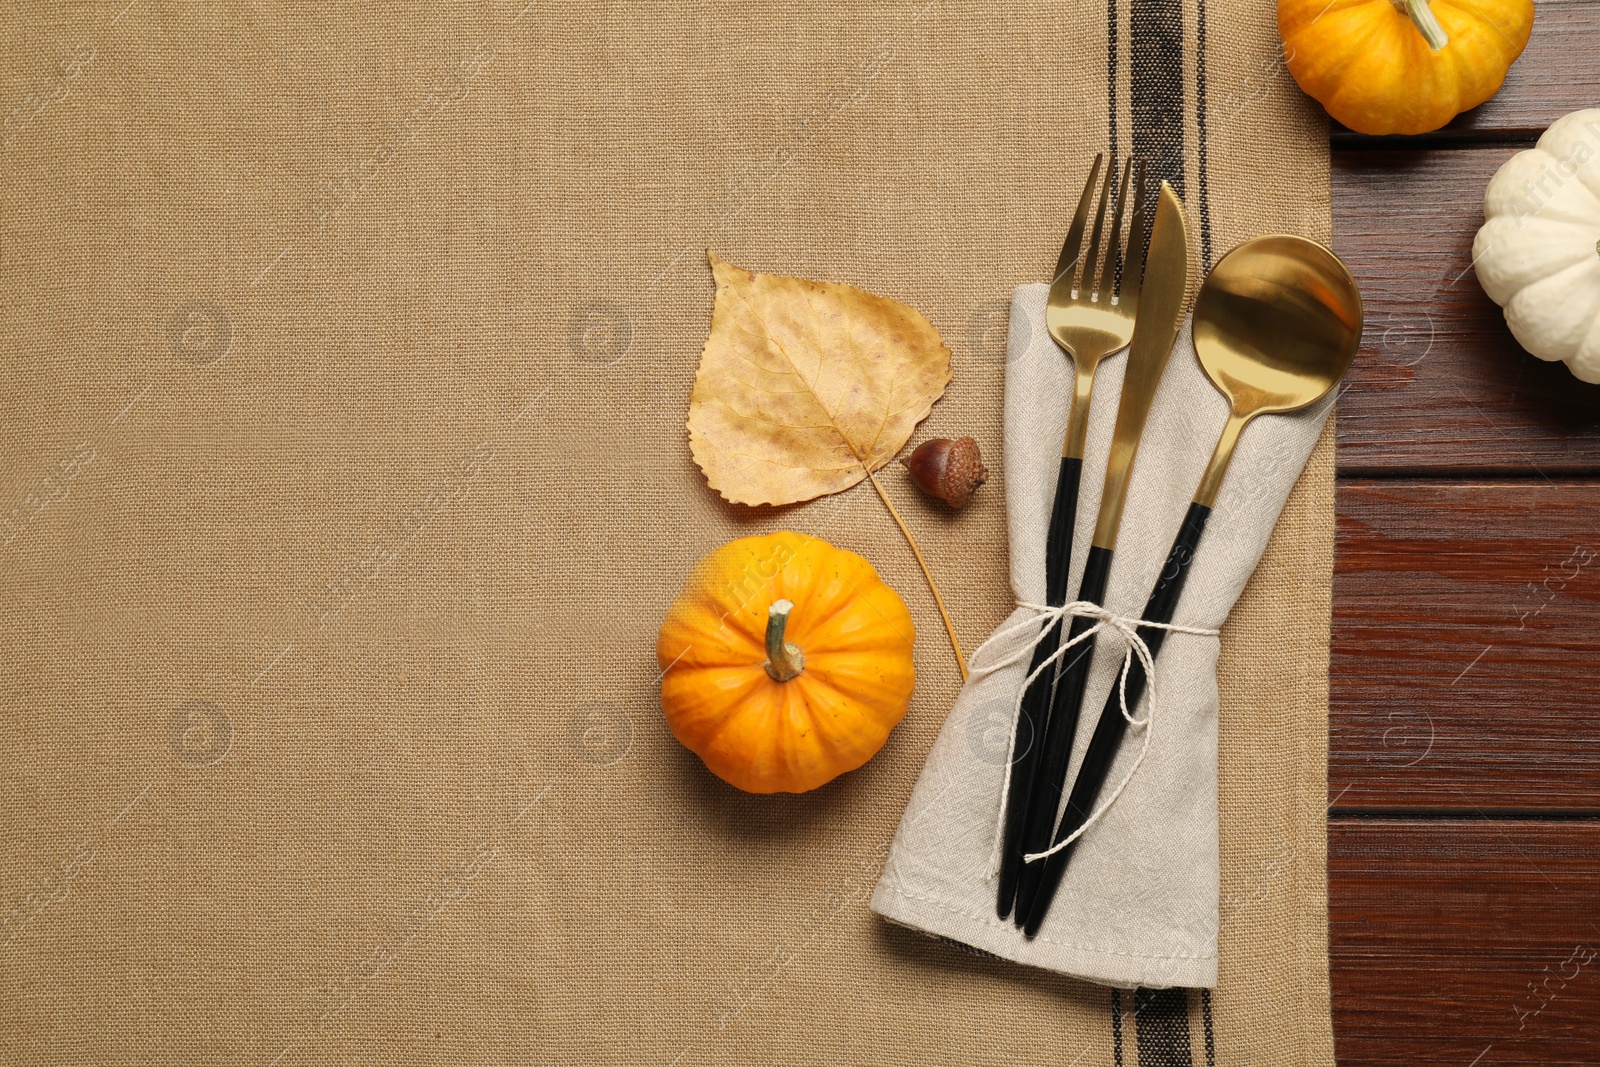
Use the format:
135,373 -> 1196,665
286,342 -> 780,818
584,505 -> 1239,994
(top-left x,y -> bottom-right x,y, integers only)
1400,0 -> 1449,50
764,599 -> 806,682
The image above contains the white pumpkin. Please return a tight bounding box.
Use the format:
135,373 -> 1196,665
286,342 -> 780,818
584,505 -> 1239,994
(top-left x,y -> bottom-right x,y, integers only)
1473,108 -> 1600,384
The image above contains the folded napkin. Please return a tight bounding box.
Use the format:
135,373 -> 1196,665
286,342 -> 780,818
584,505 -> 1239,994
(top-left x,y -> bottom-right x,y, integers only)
871,281 -> 1335,989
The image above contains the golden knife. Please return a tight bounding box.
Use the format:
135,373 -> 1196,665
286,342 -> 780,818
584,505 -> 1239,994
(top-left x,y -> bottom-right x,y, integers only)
1012,182 -> 1192,932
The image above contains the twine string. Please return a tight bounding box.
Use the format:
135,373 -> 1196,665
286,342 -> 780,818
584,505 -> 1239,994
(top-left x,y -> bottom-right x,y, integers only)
967,600 -> 1220,877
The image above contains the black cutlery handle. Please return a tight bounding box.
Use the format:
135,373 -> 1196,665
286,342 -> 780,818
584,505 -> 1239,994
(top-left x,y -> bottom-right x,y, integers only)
1011,542 -> 1114,924
1021,501 -> 1212,938
1044,456 -> 1082,603
997,456 -> 1082,919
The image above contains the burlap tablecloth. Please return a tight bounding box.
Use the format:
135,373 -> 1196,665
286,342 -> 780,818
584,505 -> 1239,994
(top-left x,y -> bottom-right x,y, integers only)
1,2 -> 1334,1064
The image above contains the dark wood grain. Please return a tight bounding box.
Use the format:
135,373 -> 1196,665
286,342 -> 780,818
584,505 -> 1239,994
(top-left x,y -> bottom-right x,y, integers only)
1333,0 -> 1600,146
1329,819 -> 1600,1067
1332,148 -> 1600,475
1331,480 -> 1600,810
1324,0 -> 1600,1060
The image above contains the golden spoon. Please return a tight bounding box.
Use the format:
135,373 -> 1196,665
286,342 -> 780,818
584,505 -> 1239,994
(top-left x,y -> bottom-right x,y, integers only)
1187,233 -> 1364,509
1020,233 -> 1363,937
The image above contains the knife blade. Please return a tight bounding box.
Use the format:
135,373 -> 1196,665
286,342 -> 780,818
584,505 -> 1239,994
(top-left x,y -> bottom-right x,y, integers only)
1086,182 -> 1191,553
1012,182 -> 1191,932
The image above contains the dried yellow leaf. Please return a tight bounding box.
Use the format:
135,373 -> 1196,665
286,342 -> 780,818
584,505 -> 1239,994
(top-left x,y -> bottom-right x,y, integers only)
688,252 -> 953,507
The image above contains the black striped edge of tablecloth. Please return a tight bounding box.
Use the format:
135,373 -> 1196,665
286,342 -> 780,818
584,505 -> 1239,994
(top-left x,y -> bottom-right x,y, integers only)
1109,987 -> 1217,1067
1104,0 -> 1214,1062
1112,0 -> 1214,269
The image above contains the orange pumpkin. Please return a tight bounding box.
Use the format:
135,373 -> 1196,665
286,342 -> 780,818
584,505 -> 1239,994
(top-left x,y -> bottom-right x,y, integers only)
657,531 -> 916,793
1278,0 -> 1533,136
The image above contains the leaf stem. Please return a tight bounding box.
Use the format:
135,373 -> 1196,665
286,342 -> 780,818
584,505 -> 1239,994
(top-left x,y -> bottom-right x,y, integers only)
867,469 -> 969,682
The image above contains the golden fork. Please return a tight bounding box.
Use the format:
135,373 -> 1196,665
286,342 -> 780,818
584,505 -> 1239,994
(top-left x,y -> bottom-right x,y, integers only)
997,153 -> 1149,920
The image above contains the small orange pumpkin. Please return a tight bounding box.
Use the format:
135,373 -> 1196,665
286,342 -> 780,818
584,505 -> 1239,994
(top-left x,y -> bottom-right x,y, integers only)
657,531 -> 916,794
1278,0 -> 1533,136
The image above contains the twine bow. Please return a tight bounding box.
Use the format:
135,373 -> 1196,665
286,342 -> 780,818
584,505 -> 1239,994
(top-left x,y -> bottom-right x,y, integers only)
967,600 -> 1220,876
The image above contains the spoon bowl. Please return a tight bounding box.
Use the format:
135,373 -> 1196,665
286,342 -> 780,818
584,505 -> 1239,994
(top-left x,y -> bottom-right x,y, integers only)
1194,233 -> 1363,416
1189,234 -> 1363,506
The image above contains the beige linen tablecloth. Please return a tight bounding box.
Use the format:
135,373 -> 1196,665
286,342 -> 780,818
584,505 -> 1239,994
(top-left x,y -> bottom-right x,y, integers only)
1,2 -> 1334,1064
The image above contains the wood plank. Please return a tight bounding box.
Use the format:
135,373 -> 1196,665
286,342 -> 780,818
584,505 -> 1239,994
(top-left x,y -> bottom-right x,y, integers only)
1331,148 -> 1600,474
1330,480 -> 1600,809
1329,819 -> 1600,1067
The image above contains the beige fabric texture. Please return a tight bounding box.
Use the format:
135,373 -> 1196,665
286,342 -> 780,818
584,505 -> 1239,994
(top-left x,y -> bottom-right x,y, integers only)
0,1 -> 1334,1064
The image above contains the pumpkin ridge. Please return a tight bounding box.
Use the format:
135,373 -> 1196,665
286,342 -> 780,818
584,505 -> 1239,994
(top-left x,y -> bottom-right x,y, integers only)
809,656 -> 912,712
671,604 -> 762,664
1439,0 -> 1530,59
782,562 -> 855,636
1475,218 -> 1600,304
783,552 -> 897,644
1507,257 -> 1600,360
1434,2 -> 1514,112
1285,8 -> 1388,123
661,669 -> 764,751
697,677 -> 779,758
682,536 -> 802,646
812,668 -> 915,735
792,674 -> 888,770
796,588 -> 916,651
800,626 -> 916,660
1436,27 -> 1470,120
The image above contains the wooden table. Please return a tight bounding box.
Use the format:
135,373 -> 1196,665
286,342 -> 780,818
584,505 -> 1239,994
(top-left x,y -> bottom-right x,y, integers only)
1328,3 -> 1600,1062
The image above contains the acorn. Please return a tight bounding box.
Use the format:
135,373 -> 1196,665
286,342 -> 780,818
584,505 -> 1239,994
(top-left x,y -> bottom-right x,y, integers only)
902,436 -> 987,509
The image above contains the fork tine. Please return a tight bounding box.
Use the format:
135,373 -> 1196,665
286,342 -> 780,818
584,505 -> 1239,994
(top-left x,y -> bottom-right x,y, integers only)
1119,160 -> 1150,308
1080,158 -> 1116,299
1051,153 -> 1103,293
1096,159 -> 1135,302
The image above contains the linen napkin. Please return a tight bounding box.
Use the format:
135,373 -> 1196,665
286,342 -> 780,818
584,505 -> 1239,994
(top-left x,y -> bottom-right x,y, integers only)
871,281 -> 1336,989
